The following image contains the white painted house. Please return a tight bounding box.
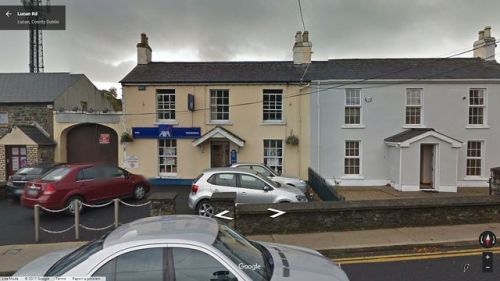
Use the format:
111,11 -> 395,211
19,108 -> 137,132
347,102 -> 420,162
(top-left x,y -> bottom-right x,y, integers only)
309,27 -> 500,192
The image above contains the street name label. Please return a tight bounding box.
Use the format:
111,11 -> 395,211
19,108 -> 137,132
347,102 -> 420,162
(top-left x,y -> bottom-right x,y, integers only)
0,5 -> 66,30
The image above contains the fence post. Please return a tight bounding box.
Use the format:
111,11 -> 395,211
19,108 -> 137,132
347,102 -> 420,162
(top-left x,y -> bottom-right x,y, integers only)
114,198 -> 119,228
34,204 -> 40,242
74,200 -> 80,240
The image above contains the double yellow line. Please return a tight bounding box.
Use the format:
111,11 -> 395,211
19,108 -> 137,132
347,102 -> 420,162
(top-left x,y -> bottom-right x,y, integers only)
334,247 -> 500,265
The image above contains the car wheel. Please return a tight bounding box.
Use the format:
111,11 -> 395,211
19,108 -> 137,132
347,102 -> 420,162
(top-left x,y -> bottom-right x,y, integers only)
66,196 -> 84,216
196,200 -> 215,217
133,185 -> 146,200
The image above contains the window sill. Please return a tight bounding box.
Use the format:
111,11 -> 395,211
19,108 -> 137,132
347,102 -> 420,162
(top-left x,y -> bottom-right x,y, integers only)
403,124 -> 426,129
463,176 -> 488,181
262,121 -> 286,126
341,124 -> 366,129
155,120 -> 178,125
465,125 -> 490,129
207,121 -> 232,125
341,175 -> 365,180
158,173 -> 178,178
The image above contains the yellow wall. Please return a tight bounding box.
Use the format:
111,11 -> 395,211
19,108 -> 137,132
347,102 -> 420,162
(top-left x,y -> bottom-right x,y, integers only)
123,84 -> 310,180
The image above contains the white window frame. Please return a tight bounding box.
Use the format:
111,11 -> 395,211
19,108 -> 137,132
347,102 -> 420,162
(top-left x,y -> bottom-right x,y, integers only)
465,140 -> 484,178
158,139 -> 177,177
467,88 -> 487,127
263,89 -> 284,123
263,139 -> 283,174
156,89 -> 176,122
405,88 -> 424,127
344,88 -> 362,126
209,89 -> 230,123
343,140 -> 361,176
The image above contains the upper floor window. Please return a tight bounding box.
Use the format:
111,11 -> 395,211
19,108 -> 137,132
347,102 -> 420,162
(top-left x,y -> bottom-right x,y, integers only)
156,89 -> 175,121
345,89 -> 361,125
263,89 -> 283,122
405,88 -> 423,125
210,89 -> 229,121
468,89 -> 486,125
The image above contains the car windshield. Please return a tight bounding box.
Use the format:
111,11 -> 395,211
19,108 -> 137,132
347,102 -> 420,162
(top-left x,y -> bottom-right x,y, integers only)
255,173 -> 280,188
213,224 -> 272,281
45,233 -> 107,276
41,167 -> 71,182
15,167 -> 44,176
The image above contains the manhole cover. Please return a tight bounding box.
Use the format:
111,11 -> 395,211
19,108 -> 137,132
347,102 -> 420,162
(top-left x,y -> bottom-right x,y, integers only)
2,249 -> 22,255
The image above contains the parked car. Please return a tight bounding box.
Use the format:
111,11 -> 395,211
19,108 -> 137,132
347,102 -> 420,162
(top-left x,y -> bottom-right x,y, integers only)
6,163 -> 62,199
230,163 -> 307,192
21,163 -> 150,215
189,167 -> 307,217
14,215 -> 350,281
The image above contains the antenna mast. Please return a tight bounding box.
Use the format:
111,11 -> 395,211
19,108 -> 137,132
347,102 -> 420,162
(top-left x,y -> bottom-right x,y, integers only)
22,0 -> 50,73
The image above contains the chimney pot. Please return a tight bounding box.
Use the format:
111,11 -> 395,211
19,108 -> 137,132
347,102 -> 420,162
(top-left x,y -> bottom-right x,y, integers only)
295,31 -> 302,43
479,30 -> 484,40
137,33 -> 152,65
302,31 -> 309,42
484,26 -> 492,38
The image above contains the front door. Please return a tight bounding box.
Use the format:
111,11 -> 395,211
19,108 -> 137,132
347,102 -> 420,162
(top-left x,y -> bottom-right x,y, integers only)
6,146 -> 28,177
420,144 -> 435,189
211,141 -> 229,168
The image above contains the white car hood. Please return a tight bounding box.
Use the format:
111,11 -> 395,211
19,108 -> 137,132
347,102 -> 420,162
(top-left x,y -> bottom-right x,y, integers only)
14,248 -> 76,276
261,242 -> 349,281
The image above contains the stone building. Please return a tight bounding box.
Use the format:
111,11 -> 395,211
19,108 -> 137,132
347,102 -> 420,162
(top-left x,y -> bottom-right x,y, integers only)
0,73 -> 112,182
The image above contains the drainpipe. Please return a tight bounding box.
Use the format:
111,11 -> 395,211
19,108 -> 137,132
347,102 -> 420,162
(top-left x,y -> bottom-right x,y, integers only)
317,81 -> 321,173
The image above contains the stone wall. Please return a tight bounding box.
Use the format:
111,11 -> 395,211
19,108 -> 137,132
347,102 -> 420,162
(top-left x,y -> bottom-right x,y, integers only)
26,145 -> 38,166
233,196 -> 500,235
0,145 -> 5,182
0,104 -> 53,138
38,146 -> 54,163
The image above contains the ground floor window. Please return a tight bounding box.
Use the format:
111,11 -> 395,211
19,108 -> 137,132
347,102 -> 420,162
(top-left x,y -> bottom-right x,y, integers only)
344,140 -> 360,175
159,139 -> 177,175
466,141 -> 482,176
263,139 -> 283,174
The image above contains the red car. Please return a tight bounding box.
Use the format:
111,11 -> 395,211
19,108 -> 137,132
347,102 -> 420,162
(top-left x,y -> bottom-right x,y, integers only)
21,164 -> 150,214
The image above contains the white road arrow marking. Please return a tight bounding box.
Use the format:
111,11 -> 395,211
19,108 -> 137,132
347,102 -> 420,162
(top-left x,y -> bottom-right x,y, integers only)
214,210 -> 233,221
268,208 -> 286,219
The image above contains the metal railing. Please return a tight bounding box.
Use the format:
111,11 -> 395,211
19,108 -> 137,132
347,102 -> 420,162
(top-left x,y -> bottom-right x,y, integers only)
34,199 -> 151,242
307,168 -> 343,201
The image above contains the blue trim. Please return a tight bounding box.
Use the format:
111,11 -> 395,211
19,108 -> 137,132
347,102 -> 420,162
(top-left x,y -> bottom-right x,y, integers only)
148,178 -> 194,186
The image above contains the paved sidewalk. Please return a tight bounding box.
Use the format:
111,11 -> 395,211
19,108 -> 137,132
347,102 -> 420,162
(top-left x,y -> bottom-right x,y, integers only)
2,223 -> 499,276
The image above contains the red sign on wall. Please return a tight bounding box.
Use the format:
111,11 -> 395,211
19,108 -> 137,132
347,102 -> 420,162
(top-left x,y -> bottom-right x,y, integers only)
99,134 -> 111,144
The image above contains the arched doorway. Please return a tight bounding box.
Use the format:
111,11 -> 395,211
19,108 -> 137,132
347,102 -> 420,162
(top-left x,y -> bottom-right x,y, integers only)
66,124 -> 118,165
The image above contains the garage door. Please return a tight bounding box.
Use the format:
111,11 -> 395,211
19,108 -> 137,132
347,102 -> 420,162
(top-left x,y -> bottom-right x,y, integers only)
67,124 -> 118,165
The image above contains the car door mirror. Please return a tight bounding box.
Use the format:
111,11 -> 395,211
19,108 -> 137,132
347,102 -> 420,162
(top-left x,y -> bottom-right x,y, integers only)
263,186 -> 272,192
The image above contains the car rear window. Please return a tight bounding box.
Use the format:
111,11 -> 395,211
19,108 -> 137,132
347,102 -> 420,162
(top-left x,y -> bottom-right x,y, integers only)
16,167 -> 44,175
41,167 -> 71,182
45,234 -> 107,276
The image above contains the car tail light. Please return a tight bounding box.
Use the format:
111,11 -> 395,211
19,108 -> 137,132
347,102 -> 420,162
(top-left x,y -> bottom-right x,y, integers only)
191,184 -> 199,194
43,184 -> 56,195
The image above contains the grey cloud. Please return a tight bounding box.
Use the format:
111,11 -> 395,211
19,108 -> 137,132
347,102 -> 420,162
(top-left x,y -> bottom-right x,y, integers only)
1,0 -> 499,89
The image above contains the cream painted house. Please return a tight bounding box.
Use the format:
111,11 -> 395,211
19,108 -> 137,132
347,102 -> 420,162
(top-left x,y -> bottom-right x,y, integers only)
120,33 -> 311,183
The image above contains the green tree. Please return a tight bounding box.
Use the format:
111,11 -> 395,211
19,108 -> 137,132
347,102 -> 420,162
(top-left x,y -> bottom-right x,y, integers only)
101,87 -> 122,112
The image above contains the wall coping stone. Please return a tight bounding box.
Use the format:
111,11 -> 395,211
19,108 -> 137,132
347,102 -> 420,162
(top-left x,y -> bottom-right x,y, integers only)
148,192 -> 177,201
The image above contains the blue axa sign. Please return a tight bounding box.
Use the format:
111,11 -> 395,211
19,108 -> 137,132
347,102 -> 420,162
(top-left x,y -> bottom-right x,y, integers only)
132,126 -> 201,139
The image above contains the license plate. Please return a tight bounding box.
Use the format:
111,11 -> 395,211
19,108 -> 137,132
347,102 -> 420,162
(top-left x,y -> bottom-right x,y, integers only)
27,189 -> 38,196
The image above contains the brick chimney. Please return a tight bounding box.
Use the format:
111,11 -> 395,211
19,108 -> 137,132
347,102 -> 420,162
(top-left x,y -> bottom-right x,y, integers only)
293,31 -> 312,64
473,26 -> 496,61
137,33 -> 152,65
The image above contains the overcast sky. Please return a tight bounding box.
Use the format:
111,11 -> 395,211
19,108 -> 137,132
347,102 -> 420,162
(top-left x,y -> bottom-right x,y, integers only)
1,0 -> 499,95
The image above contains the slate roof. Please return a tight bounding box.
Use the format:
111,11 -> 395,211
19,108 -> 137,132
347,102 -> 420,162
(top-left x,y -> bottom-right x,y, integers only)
120,58 -> 500,84
17,125 -> 56,146
384,128 -> 434,143
0,73 -> 83,103
310,58 -> 500,80
384,128 -> 462,144
120,61 -> 309,83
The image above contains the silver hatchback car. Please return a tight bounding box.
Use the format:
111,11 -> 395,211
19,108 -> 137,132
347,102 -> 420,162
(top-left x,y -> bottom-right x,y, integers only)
189,168 -> 307,217
15,215 -> 350,281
